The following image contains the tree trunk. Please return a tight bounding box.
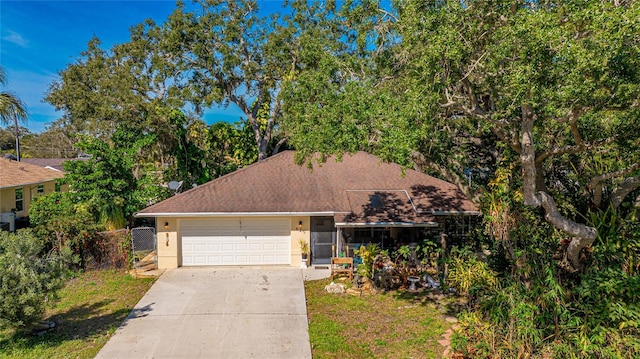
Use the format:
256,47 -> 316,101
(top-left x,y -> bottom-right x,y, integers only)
520,105 -> 597,271
14,118 -> 21,161
258,139 -> 268,161
247,113 -> 270,161
520,105 -> 539,207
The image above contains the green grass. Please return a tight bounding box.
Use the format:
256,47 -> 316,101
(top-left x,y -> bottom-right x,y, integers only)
306,279 -> 458,359
0,270 -> 156,359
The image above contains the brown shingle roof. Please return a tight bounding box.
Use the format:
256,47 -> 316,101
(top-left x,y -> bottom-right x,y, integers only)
137,151 -> 479,223
335,190 -> 438,225
0,158 -> 65,189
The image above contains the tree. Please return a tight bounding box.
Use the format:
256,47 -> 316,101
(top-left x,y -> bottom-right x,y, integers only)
283,0 -> 640,271
134,0 -> 341,161
46,0 -> 343,170
62,125 -> 160,229
0,126 -> 14,151
0,66 -> 28,160
397,0 -> 640,271
20,123 -> 78,158
137,0 -> 281,160
0,230 -> 67,330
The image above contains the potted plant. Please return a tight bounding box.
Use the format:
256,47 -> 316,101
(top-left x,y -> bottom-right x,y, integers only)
299,239 -> 310,268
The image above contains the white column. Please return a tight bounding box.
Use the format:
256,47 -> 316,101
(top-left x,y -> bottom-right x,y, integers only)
336,227 -> 342,257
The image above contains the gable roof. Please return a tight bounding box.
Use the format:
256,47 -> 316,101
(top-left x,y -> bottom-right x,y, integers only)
0,158 -> 65,189
137,151 -> 479,225
20,158 -> 70,172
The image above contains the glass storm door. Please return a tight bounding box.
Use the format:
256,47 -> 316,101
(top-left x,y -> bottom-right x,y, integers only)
311,217 -> 335,264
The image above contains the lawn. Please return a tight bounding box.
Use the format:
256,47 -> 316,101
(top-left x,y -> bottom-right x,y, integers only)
0,270 -> 156,359
305,278 -> 461,359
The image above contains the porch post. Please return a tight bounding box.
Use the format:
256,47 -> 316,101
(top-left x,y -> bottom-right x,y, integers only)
335,227 -> 341,257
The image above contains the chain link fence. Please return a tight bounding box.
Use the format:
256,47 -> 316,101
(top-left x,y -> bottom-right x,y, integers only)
131,227 -> 157,269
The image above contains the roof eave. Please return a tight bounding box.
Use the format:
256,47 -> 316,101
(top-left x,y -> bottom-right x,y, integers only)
335,222 -> 439,228
134,211 -> 337,218
0,178 -> 61,189
431,211 -> 482,215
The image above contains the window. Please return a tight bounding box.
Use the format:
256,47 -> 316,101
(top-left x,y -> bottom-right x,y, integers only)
444,215 -> 480,241
37,184 -> 44,196
350,227 -> 391,249
15,188 -> 23,212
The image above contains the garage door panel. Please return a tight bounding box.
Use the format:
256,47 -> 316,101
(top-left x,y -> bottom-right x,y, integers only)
236,243 -> 248,250
181,218 -> 291,266
248,243 -> 262,251
221,243 -> 234,251
208,243 -> 222,251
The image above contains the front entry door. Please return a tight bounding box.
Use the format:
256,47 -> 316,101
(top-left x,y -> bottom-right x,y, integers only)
311,217 -> 335,264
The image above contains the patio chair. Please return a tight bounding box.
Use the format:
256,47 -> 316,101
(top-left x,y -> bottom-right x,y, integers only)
330,257 -> 354,281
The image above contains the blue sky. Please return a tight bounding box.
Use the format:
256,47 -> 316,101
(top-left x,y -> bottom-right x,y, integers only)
1,0 -> 285,134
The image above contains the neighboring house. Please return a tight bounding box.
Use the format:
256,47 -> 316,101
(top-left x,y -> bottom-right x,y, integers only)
0,158 -> 67,231
20,158 -> 68,172
136,151 -> 480,269
21,157 -> 88,172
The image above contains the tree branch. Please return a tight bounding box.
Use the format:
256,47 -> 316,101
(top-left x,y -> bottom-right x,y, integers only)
520,104 -> 597,271
611,175 -> 640,210
272,136 -> 288,156
588,162 -> 640,207
490,125 -> 521,153
536,137 -> 615,165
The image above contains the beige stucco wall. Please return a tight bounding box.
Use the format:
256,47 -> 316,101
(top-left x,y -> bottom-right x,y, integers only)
0,181 -> 68,217
290,216 -> 311,267
154,215 -> 312,269
0,188 -> 16,214
156,217 -> 179,269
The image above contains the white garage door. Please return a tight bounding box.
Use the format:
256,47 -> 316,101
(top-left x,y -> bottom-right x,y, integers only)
180,218 -> 291,266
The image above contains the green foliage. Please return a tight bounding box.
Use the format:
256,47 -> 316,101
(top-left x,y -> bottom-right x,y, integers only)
62,125 -> 158,229
0,230 -> 68,330
568,215 -> 640,357
446,250 -> 497,302
452,207 -> 640,358
0,66 -> 28,160
29,191 -> 100,269
298,239 -> 310,255
354,243 -> 381,278
163,115 -> 260,185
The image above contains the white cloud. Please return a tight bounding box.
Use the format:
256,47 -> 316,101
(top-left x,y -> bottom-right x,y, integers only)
3,30 -> 29,48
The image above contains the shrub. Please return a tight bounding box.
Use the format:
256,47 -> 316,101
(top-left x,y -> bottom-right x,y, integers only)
0,230 -> 68,330
354,243 -> 381,278
447,250 -> 497,303
30,191 -> 102,269
452,209 -> 640,358
89,229 -> 133,269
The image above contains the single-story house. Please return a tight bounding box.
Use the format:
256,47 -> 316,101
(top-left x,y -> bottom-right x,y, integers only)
20,156 -> 90,172
135,151 -> 480,268
20,158 -> 68,172
0,158 -> 68,231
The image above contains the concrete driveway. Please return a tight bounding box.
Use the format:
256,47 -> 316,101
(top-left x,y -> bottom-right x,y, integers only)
95,267 -> 312,359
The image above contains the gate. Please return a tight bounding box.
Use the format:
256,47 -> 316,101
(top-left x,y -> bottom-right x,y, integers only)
131,226 -> 157,269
